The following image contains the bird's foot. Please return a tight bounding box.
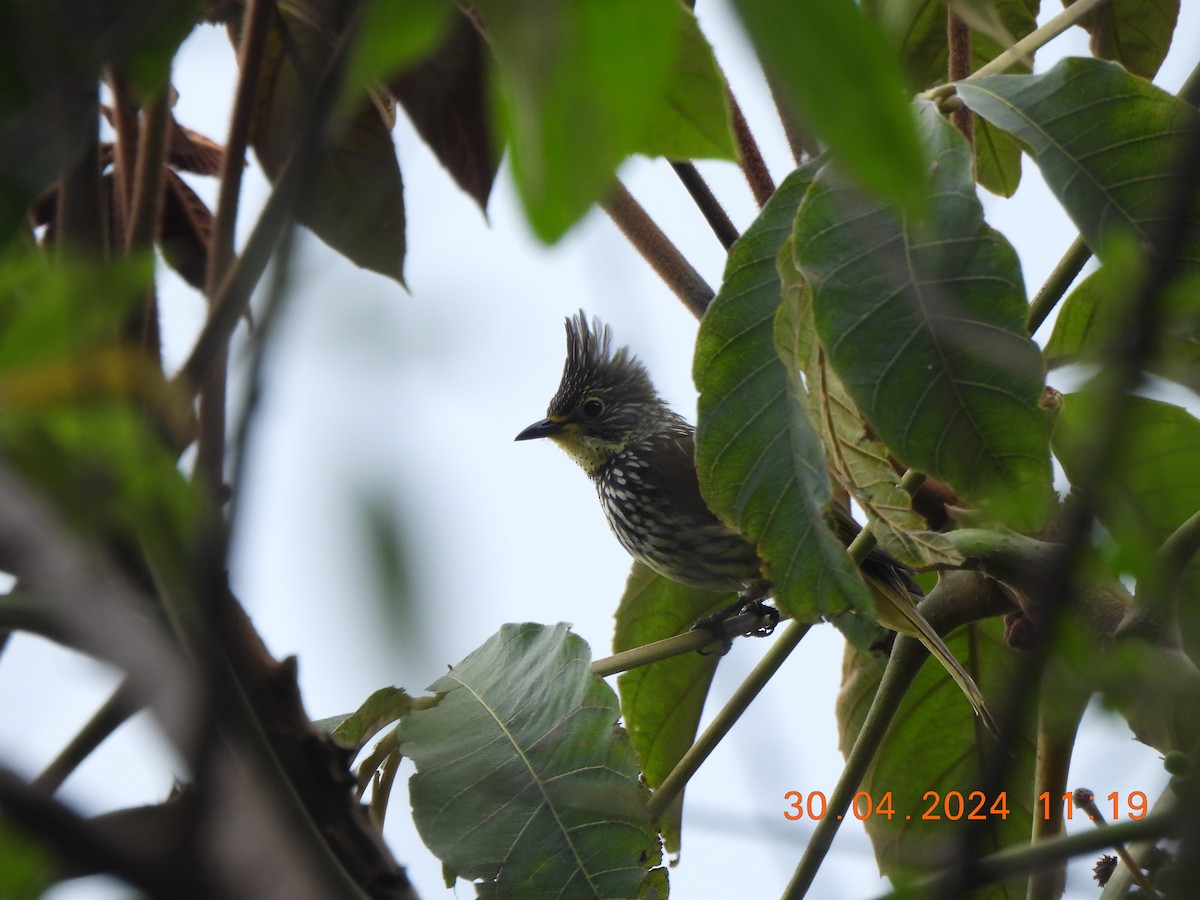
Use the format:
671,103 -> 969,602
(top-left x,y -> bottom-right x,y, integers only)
693,597 -> 781,654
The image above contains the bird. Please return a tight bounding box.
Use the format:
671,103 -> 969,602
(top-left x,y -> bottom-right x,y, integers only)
515,311 -> 997,734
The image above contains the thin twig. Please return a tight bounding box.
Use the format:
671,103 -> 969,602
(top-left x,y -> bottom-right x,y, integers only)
1027,236 -> 1091,337
645,621 -> 810,822
921,0 -> 1113,100
670,162 -> 739,249
196,0 -> 272,493
1074,789 -> 1162,899
34,681 -> 139,794
174,0 -> 358,400
126,81 -> 172,362
601,181 -> 714,319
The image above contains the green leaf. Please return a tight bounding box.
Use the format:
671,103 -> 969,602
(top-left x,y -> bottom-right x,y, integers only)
326,686 -> 435,753
777,244 -> 962,569
869,0 -> 1038,197
402,623 -> 663,898
836,617 -> 1034,891
794,101 -> 1052,529
250,2 -> 406,282
732,0 -> 927,213
958,57 -> 1200,275
479,0 -> 734,242
1065,0 -> 1180,79
695,163 -> 872,623
614,562 -> 732,856
642,8 -> 734,160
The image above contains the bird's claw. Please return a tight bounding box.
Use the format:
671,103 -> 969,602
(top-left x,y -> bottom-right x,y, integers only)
692,597 -> 780,653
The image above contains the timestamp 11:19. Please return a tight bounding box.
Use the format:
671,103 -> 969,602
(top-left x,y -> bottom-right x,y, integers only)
1039,791 -> 1147,820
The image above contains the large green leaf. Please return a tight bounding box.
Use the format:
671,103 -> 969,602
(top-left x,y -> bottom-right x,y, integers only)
868,0 -> 1040,197
958,57 -> 1200,276
793,101 -> 1051,529
1065,0 -> 1180,79
695,164 -> 871,623
478,0 -> 734,242
732,0 -> 927,213
837,617 -> 1034,893
777,244 -> 962,569
402,623 -> 663,899
613,562 -> 732,856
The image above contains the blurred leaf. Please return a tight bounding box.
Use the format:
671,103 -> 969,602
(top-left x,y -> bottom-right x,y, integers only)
0,249 -> 153,371
248,1 -> 406,282
391,11 -> 498,211
0,816 -> 55,899
793,101 -> 1052,529
614,562 -> 732,856
401,623 -> 663,898
0,403 -> 202,562
958,58 -> 1200,277
695,163 -> 872,623
478,0 -> 735,242
641,7 -> 733,160
1045,236 -> 1200,397
777,249 -> 962,569
1065,0 -> 1180,79
732,0 -> 927,213
343,0 -> 452,105
1053,393 -> 1200,594
836,616 -> 1034,891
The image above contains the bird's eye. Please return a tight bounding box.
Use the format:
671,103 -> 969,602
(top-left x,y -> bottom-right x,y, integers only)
582,397 -> 604,418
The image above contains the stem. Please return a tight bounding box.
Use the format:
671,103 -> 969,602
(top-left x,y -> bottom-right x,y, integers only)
728,88 -> 774,206
34,682 -> 139,794
1026,682 -> 1088,900
174,0 -> 358,400
56,88 -> 105,254
947,12 -> 973,147
1027,236 -> 1091,337
670,162 -> 739,250
645,621 -> 810,821
126,80 -> 171,362
107,70 -> 138,243
196,0 -> 273,493
921,0 -> 1113,101
601,181 -> 714,319
783,631 -> 929,899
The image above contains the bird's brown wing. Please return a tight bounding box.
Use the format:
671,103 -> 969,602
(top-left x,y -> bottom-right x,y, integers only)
645,428 -> 734,526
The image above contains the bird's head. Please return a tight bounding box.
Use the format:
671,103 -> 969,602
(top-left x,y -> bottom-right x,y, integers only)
515,312 -> 669,474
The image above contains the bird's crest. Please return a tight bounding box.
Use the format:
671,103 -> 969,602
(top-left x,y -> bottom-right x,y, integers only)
552,311 -> 657,411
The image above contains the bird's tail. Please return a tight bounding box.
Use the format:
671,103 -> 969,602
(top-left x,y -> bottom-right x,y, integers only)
866,574 -> 1000,738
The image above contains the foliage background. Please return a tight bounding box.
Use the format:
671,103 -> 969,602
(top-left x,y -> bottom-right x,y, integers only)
2,1 -> 1199,897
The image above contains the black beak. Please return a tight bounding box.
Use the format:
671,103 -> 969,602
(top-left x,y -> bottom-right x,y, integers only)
515,418 -> 566,441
